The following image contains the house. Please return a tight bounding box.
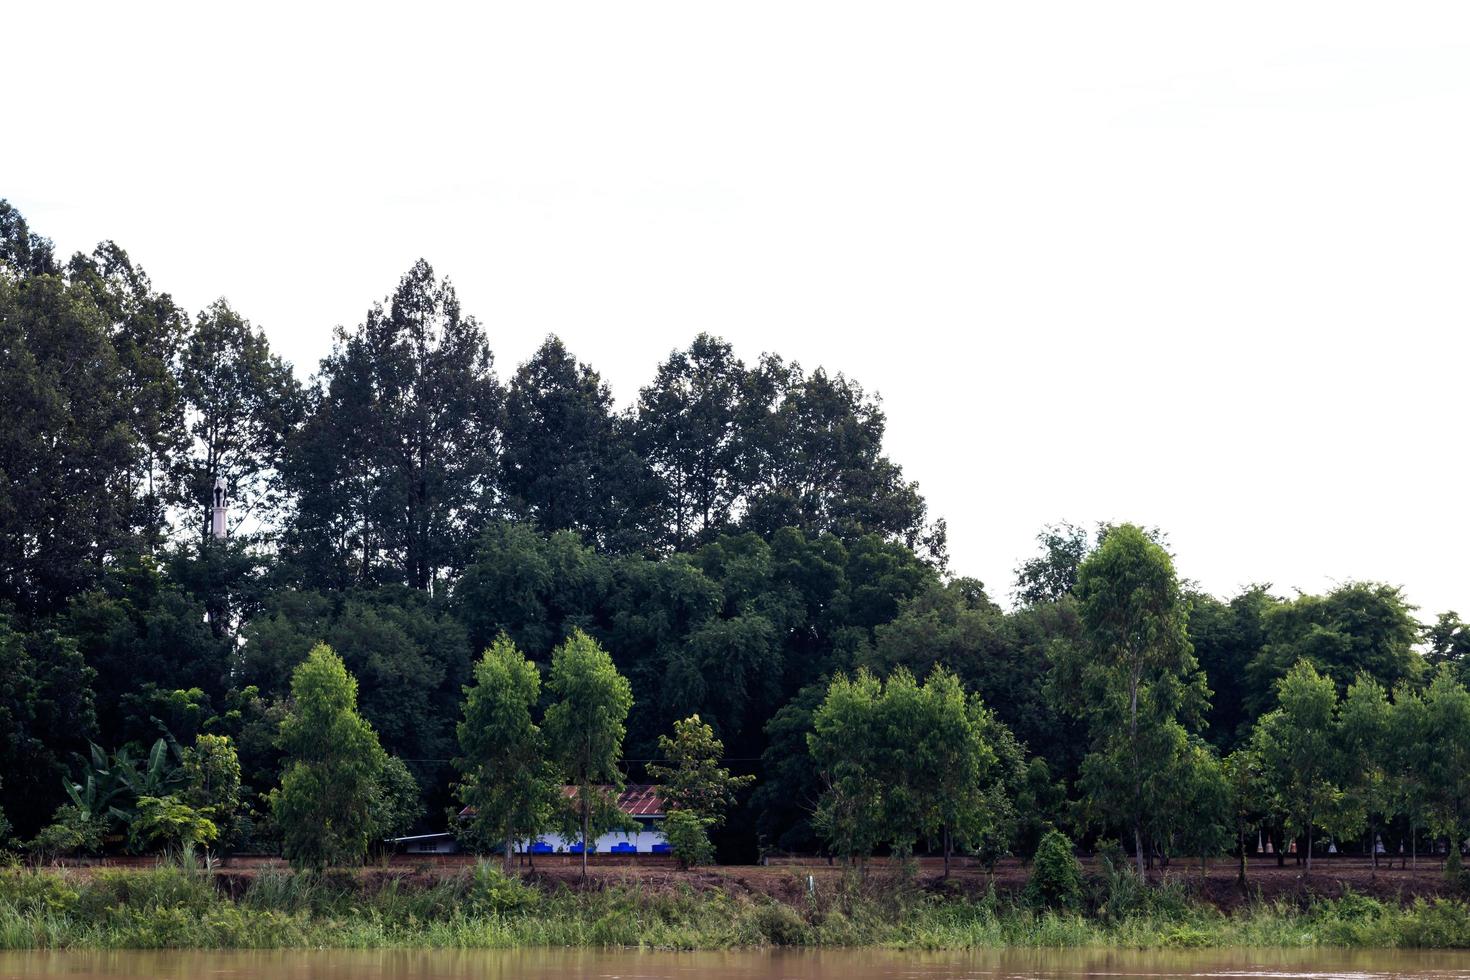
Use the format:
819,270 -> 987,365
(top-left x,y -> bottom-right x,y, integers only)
455,783 -> 670,855
388,831 -> 460,854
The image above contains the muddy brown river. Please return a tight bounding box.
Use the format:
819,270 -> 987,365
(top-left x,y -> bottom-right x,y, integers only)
2,948 -> 1469,980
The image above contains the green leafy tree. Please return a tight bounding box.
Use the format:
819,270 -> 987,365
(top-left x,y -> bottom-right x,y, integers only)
1246,583 -> 1422,717
0,618 -> 97,837
131,795 -> 218,856
543,629 -> 633,877
647,714 -> 754,830
1223,747 -> 1267,886
633,334 -> 764,550
455,635 -> 560,872
178,299 -> 302,542
1425,612 -> 1470,681
453,522 -> 611,659
663,808 -> 716,868
807,670 -> 885,864
239,587 -> 470,770
1421,669 -> 1470,878
181,734 -> 243,849
1054,523 -> 1206,876
1390,683 -> 1433,868
1337,674 -> 1393,873
918,668 -> 1002,876
1191,586 -> 1278,753
1012,522 -> 1090,605
742,360 -> 940,559
1250,660 -> 1344,873
500,336 -> 656,549
0,261 -> 141,613
285,260 -> 501,591
271,644 -> 390,870
1153,737 -> 1230,874
369,754 -> 422,854
29,804 -> 108,858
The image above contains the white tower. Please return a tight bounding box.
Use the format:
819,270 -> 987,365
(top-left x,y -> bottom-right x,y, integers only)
211,477 -> 228,540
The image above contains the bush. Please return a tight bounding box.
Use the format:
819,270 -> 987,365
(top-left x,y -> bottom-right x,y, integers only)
0,869 -> 80,916
664,810 -> 715,869
751,902 -> 809,945
463,861 -> 538,915
1024,830 -> 1083,911
28,805 -> 107,858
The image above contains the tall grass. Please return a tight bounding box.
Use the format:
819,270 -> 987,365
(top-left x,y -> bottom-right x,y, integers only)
1,862 -> 1468,951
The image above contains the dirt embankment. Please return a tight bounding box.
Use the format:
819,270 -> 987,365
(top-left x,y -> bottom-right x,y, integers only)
82,854 -> 1467,912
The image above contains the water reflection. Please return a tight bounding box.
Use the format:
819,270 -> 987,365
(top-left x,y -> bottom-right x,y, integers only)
2,947 -> 1469,980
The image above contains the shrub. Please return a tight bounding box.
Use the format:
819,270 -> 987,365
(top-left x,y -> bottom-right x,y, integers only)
463,861 -> 538,915
28,805 -> 107,858
1024,830 -> 1083,911
0,869 -> 80,915
664,810 -> 716,869
751,901 -> 809,945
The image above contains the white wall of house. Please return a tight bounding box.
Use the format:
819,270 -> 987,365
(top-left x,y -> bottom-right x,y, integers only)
516,822 -> 666,854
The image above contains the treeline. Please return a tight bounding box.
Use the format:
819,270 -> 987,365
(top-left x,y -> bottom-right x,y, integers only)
1,199 -> 1468,872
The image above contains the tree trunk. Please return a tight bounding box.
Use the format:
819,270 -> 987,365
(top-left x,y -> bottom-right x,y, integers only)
1237,822 -> 1247,888
1305,824 -> 1313,873
1134,823 -> 1146,881
505,832 -> 515,875
942,826 -> 952,879
581,789 -> 591,879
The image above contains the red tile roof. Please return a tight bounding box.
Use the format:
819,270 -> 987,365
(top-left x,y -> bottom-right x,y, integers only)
560,783 -> 664,817
462,784 -> 665,821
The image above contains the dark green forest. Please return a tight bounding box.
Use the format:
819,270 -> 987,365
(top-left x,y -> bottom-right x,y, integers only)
2,198 -> 1468,871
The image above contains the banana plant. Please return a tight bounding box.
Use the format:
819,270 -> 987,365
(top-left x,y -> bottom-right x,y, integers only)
116,737 -> 185,801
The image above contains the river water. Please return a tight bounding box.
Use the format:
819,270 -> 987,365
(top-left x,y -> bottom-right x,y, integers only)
1,948 -> 1469,980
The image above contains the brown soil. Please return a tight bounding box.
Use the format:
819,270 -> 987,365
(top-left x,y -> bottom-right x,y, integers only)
72,854 -> 1465,912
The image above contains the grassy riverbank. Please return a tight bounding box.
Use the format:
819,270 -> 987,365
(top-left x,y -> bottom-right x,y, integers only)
2,863 -> 1469,951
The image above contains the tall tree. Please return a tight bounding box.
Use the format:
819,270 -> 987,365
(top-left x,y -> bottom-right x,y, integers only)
0,264 -> 138,611
807,669 -> 885,864
178,299 -> 302,540
1190,586 -> 1277,752
1012,522 -> 1090,605
286,260 -> 501,591
1421,669 -> 1470,877
543,629 -> 633,876
1246,582 -> 1422,716
66,241 -> 190,554
455,634 -> 559,872
0,199 -> 57,275
1055,523 -> 1207,876
500,336 -> 656,549
1425,612 -> 1470,680
634,334 -> 763,550
1337,673 -> 1393,872
1250,660 -> 1343,873
0,618 -> 98,837
920,667 -> 1002,877
271,644 -> 390,870
743,359 -> 941,561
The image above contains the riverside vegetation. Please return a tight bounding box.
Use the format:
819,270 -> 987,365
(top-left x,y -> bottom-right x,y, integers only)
3,858 -> 1470,951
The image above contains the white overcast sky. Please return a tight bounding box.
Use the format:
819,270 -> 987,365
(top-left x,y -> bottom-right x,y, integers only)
9,2 -> 1470,618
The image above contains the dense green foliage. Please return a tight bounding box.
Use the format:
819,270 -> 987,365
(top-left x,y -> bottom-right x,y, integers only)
2,199 -> 1468,879
454,634 -> 559,870
270,646 -> 413,870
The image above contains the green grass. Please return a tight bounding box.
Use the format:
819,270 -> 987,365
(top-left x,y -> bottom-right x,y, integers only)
1,863 -> 1468,951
